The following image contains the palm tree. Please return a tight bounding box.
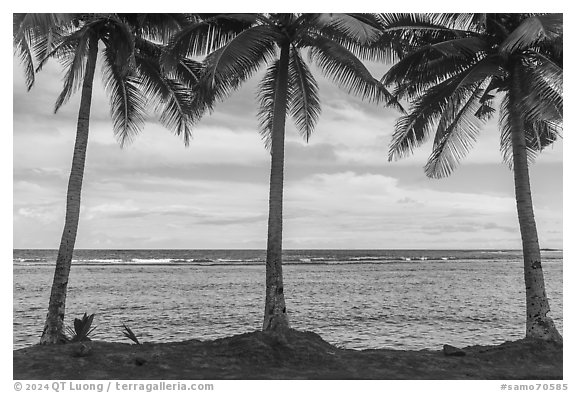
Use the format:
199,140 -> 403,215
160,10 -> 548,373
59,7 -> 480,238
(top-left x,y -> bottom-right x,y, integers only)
167,13 -> 400,333
14,13 -> 203,344
381,13 -> 562,342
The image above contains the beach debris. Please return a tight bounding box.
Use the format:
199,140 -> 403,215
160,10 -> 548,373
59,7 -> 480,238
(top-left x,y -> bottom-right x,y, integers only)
443,344 -> 466,357
122,323 -> 140,345
66,313 -> 96,343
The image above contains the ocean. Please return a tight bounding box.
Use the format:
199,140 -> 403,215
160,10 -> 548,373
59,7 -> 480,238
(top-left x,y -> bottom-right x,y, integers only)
13,249 -> 563,351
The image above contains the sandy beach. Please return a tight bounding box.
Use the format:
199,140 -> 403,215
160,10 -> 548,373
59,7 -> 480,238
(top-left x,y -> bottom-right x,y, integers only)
13,329 -> 562,380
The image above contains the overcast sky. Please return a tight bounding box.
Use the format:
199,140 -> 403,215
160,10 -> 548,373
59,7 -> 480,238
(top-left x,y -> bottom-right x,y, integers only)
12,35 -> 563,250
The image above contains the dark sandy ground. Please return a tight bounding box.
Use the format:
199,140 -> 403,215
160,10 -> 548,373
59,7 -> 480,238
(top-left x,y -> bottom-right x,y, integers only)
13,329 -> 562,380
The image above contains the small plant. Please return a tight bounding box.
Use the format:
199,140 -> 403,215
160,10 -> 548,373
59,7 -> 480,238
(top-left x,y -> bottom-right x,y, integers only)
66,313 -> 96,343
122,323 -> 140,345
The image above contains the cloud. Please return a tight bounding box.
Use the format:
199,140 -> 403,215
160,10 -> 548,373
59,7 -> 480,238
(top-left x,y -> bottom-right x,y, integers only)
13,168 -> 67,183
285,141 -> 338,162
280,170 -> 561,249
396,197 -> 419,205
15,205 -> 61,225
13,164 -> 562,250
83,201 -> 266,224
420,222 -> 518,235
196,214 -> 268,226
13,47 -> 563,250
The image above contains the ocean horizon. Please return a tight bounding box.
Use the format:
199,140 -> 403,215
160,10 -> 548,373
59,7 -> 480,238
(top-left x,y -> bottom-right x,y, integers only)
13,247 -> 563,264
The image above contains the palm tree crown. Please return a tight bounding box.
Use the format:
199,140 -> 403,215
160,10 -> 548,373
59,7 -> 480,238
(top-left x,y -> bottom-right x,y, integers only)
383,13 -> 562,177
25,13 -> 203,145
168,13 -> 400,141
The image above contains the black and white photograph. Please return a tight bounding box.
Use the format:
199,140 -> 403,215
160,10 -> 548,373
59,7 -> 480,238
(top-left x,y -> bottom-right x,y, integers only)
11,10 -> 566,387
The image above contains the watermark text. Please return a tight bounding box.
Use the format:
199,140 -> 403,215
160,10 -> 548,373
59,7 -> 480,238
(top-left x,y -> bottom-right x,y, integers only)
14,381 -> 215,392
500,384 -> 568,391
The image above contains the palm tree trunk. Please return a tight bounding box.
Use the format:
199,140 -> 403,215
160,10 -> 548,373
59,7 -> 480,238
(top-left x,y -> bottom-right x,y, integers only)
263,41 -> 290,333
40,35 -> 98,344
509,67 -> 562,343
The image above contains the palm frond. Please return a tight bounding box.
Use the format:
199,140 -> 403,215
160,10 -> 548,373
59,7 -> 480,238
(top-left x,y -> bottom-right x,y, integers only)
475,71 -> 506,122
32,15 -> 84,74
352,32 -> 406,63
374,13 -> 482,64
31,15 -> 73,69
389,51 -> 493,102
136,36 -> 204,90
424,79 -> 491,178
539,34 -> 563,68
429,13 -> 487,31
287,48 -> 321,142
164,14 -> 258,68
318,13 -> 382,44
257,60 -> 280,150
173,57 -> 204,88
164,22 -> 229,71
122,323 -> 140,345
101,45 -> 147,147
13,22 -> 35,90
452,55 -> 505,94
519,55 -> 562,124
136,50 -> 197,146
13,13 -> 70,90
499,14 -> 562,54
169,57 -> 206,125
209,13 -> 264,26
118,13 -> 192,43
291,13 -> 322,30
307,35 -> 400,110
499,95 -> 516,167
53,28 -> 94,113
300,13 -> 401,63
378,13 -> 474,35
204,24 -> 279,87
500,94 -> 562,168
67,313 -> 96,342
526,120 -> 562,152
99,16 -> 137,78
196,24 -> 281,112
474,83 -> 497,121
475,99 -> 496,121
389,62 -> 500,161
156,79 -> 196,146
389,76 -> 463,161
381,36 -> 488,91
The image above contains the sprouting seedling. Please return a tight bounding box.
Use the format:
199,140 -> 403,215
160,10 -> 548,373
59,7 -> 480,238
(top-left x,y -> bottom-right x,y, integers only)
122,323 -> 140,345
66,313 -> 96,343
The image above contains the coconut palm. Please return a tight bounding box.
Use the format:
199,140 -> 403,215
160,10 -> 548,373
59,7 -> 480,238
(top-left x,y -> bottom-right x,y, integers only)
381,13 -> 562,342
167,13 -> 400,333
14,13 -> 203,344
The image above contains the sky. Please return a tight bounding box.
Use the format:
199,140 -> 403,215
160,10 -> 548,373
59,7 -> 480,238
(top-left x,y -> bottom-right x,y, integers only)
12,22 -> 564,250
